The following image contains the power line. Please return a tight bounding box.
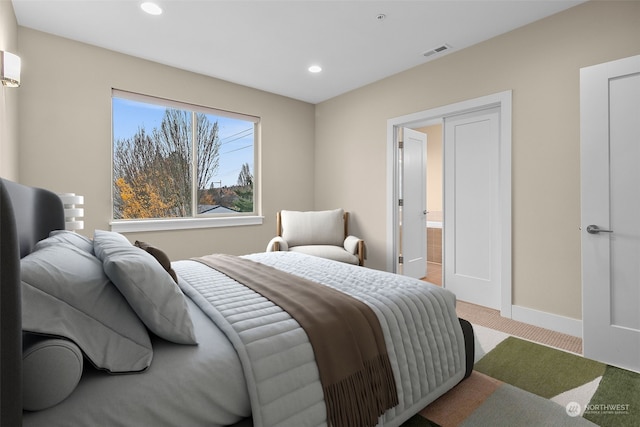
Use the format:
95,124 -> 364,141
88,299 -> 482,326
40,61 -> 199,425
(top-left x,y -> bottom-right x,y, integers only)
220,128 -> 253,145
222,144 -> 252,155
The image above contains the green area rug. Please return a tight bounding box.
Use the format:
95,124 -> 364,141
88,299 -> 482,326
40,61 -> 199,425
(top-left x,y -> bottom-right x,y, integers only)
401,329 -> 640,426
474,337 -> 605,398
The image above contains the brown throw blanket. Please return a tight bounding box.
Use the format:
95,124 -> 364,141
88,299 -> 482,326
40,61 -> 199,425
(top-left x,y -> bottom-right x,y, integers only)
195,254 -> 398,427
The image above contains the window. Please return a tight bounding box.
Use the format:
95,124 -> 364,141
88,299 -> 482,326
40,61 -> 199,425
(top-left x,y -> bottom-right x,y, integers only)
111,90 -> 261,232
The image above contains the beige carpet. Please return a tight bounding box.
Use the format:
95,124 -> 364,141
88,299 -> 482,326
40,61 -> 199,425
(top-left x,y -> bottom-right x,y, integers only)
423,262 -> 583,355
455,300 -> 583,354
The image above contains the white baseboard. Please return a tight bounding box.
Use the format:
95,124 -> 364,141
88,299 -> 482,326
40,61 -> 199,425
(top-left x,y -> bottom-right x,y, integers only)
511,305 -> 582,338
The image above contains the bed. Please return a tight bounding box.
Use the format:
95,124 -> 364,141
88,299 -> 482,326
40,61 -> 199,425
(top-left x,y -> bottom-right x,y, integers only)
0,178 -> 474,427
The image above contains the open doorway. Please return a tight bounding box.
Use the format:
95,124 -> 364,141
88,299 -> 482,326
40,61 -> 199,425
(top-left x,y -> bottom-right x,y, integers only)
386,90 -> 512,316
414,123 -> 443,286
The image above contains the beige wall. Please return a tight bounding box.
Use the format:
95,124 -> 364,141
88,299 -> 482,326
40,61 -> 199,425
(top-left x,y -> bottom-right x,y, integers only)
416,124 -> 443,214
9,1 -> 640,323
315,1 -> 640,320
17,28 -> 316,259
0,0 -> 19,180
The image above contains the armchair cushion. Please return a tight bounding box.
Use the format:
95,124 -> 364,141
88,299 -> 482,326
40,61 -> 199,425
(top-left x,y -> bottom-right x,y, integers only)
280,209 -> 344,247
289,245 -> 360,265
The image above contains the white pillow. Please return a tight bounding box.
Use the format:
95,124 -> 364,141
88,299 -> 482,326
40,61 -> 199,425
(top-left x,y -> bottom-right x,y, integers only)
93,230 -> 197,345
34,229 -> 94,254
280,209 -> 344,247
21,242 -> 153,373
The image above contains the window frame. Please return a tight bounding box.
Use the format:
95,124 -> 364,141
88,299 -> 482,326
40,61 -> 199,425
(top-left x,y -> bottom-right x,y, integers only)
110,89 -> 262,233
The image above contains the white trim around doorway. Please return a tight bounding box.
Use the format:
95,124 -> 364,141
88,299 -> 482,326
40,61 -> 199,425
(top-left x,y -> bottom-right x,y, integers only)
386,90 -> 512,318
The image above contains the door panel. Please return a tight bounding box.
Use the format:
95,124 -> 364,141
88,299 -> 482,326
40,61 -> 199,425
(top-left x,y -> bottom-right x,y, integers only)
610,73 -> 640,331
401,128 -> 427,279
444,108 -> 500,309
581,54 -> 640,372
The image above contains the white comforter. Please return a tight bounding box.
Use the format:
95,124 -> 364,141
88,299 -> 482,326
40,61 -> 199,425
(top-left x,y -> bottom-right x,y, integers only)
175,251 -> 466,427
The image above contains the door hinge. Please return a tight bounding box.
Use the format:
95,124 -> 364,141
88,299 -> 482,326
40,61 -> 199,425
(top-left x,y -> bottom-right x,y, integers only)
398,199 -> 403,207
398,140 -> 404,149
398,255 -> 404,264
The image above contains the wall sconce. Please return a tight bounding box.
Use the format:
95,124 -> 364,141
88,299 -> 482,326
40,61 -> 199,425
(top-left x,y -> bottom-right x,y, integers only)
58,193 -> 84,231
1,51 -> 21,87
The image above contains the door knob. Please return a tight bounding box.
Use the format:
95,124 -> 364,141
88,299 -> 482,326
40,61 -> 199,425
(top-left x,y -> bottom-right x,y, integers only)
586,225 -> 613,234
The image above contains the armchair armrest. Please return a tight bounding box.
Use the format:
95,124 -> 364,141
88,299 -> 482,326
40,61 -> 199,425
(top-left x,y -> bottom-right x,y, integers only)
266,236 -> 288,252
344,235 -> 365,266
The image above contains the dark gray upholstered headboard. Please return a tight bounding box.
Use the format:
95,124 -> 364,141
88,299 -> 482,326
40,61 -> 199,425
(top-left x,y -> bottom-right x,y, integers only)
0,178 -> 65,426
2,179 -> 65,258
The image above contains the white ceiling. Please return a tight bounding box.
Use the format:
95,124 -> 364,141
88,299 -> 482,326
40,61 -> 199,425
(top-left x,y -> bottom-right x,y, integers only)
12,0 -> 585,104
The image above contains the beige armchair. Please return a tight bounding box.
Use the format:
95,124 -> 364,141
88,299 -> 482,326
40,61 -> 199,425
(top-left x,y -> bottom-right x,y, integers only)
266,209 -> 365,266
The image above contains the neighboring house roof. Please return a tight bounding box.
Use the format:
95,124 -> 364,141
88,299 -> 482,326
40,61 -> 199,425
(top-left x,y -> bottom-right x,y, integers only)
198,205 -> 238,214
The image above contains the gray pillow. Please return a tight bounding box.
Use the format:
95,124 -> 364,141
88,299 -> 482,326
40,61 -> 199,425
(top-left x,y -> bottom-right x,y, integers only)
23,335 -> 83,411
93,230 -> 197,345
34,230 -> 94,254
21,243 -> 153,373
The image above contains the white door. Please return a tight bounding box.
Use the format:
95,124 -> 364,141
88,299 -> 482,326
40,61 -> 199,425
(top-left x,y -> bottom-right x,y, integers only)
401,128 -> 427,279
581,54 -> 640,372
444,108 -> 501,309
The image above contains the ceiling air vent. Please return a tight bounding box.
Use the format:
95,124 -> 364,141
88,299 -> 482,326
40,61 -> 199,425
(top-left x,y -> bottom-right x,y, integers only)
422,44 -> 451,58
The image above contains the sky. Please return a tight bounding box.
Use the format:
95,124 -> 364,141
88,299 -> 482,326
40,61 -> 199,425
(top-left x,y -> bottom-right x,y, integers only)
112,96 -> 254,188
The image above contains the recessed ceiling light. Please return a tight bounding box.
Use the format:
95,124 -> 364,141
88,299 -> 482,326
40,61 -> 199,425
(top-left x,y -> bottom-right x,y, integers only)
308,65 -> 322,73
141,2 -> 163,15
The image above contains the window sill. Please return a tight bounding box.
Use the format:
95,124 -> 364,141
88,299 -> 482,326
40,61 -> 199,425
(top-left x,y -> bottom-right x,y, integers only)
110,216 -> 264,233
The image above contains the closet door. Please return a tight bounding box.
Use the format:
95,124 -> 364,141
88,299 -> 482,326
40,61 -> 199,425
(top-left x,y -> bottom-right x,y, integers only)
444,107 -> 501,310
